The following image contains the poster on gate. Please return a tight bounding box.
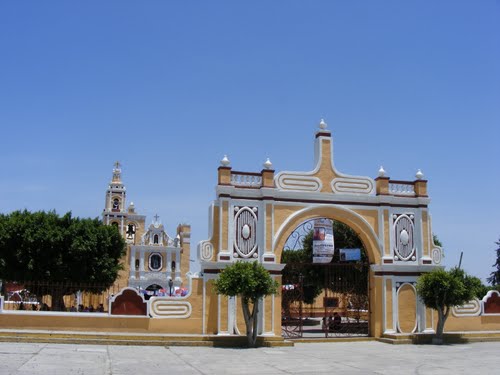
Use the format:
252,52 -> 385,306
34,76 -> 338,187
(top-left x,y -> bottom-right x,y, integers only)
312,219 -> 334,263
340,248 -> 361,262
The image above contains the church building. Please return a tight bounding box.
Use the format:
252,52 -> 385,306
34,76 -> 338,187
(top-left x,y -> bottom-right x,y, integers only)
102,162 -> 191,295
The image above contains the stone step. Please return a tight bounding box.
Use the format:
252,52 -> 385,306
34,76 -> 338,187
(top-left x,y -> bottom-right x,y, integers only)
380,331 -> 500,345
0,330 -> 293,347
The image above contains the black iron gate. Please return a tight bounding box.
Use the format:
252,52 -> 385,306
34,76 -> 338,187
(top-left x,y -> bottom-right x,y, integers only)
281,262 -> 369,339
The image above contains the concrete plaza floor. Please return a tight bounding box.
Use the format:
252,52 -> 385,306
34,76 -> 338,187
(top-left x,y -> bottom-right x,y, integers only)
0,340 -> 498,375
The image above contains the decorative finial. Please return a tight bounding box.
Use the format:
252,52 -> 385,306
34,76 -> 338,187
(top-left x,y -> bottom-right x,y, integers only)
128,202 -> 135,213
416,169 -> 424,180
319,119 -> 327,130
378,166 -> 386,178
263,158 -> 273,170
112,161 -> 122,183
220,155 -> 230,167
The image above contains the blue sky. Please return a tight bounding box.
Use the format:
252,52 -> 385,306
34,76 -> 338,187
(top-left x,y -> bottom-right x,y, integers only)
1,1 -> 499,282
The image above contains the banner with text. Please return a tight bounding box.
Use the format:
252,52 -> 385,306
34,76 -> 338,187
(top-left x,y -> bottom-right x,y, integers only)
313,219 -> 334,263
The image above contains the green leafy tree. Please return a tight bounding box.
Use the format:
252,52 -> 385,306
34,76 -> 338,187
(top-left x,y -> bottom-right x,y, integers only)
487,238 -> 500,286
433,234 -> 443,248
416,267 -> 483,344
0,210 -> 125,310
213,261 -> 278,347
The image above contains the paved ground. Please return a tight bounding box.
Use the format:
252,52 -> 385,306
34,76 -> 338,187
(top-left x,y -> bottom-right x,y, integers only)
0,340 -> 498,374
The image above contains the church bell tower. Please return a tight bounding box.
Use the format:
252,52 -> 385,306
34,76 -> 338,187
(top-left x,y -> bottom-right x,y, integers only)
103,161 -> 127,234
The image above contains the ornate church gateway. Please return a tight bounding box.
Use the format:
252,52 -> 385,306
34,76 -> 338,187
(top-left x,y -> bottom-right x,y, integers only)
3,119 -> 499,343
199,119 -> 443,338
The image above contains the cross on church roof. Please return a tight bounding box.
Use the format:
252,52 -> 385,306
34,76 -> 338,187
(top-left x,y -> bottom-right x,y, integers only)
154,214 -> 160,222
114,161 -> 121,169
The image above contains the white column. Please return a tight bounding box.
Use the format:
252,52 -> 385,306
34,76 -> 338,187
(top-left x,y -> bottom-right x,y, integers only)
139,249 -> 145,279
130,250 -> 136,279
175,249 -> 181,280
228,296 -> 235,334
257,298 -> 264,335
167,251 -> 172,280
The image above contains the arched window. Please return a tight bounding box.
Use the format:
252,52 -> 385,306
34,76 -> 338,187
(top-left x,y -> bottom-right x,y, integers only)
126,223 -> 136,240
112,199 -> 120,211
149,253 -> 162,271
171,261 -> 176,272
153,234 -> 159,244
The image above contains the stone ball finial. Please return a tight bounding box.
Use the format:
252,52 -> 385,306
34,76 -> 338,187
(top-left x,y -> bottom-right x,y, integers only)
263,158 -> 273,170
416,169 -> 424,180
378,166 -> 386,178
220,155 -> 230,167
319,119 -> 327,130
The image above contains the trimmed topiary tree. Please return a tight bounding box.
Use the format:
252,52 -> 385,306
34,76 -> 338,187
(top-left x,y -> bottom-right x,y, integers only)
213,261 -> 278,347
416,267 -> 483,344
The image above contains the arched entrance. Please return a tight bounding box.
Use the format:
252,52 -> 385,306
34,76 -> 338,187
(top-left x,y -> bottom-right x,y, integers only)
281,217 -> 370,338
199,120 -> 442,338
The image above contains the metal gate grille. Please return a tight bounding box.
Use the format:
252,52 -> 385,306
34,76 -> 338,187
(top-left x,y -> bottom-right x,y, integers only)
281,262 -> 369,339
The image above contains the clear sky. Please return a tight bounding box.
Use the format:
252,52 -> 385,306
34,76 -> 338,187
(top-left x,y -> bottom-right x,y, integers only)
1,1 -> 499,283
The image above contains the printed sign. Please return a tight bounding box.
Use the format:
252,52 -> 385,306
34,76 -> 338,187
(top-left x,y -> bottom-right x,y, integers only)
313,219 -> 334,263
339,248 -> 361,261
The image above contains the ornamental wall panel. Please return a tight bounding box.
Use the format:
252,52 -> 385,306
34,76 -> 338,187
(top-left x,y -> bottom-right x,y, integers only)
397,283 -> 417,333
233,206 -> 259,259
392,214 -> 416,262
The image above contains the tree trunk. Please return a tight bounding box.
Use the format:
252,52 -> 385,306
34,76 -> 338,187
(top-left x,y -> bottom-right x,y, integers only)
251,300 -> 259,347
433,306 -> 450,345
50,287 -> 66,311
241,298 -> 259,348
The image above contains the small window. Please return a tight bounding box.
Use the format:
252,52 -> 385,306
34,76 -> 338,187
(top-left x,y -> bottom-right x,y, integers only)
112,199 -> 120,210
149,253 -> 162,271
171,261 -> 176,272
135,259 -> 140,270
153,234 -> 159,244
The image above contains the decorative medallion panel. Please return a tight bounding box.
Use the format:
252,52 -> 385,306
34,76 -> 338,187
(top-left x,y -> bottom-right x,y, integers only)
234,206 -> 258,258
393,214 -> 416,261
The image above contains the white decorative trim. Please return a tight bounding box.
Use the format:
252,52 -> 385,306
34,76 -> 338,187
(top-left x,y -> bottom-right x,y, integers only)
149,300 -> 192,318
389,183 -> 415,196
431,247 -> 442,265
200,241 -> 214,261
272,204 -> 382,259
275,174 -> 322,192
452,299 -> 481,317
231,173 -> 262,188
216,183 -> 430,207
198,203 -> 216,261
331,177 -> 374,195
0,310 -> 123,318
